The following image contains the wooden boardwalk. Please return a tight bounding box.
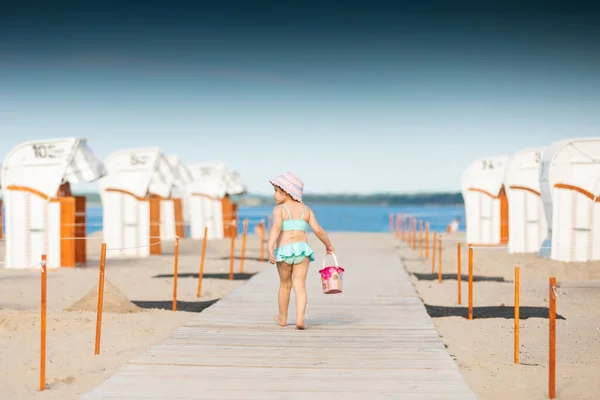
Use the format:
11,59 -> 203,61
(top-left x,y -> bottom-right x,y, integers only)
84,233 -> 477,399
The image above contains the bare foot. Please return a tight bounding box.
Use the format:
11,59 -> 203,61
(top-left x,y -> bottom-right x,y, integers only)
273,315 -> 287,327
296,322 -> 305,330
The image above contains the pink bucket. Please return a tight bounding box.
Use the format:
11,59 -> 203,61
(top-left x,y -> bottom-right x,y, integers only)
318,253 -> 344,294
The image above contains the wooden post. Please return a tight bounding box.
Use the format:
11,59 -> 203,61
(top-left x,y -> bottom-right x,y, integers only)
229,224 -> 236,280
402,216 -> 406,241
549,276 -> 557,399
425,222 -> 430,259
259,219 -> 265,262
432,232 -> 437,274
149,197 -> 161,255
408,217 -> 412,248
40,254 -> 47,391
240,219 -> 248,274
395,214 -> 400,238
172,236 -> 179,311
0,199 -> 3,240
438,236 -> 442,283
457,243 -> 461,304
94,243 -> 107,355
514,266 -> 520,364
399,214 -> 403,240
468,245 -> 474,320
196,226 -> 208,297
389,213 -> 394,233
419,220 -> 423,258
412,218 -> 417,250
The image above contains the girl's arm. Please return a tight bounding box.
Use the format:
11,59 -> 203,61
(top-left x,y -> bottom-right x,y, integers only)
267,206 -> 283,263
307,208 -> 335,253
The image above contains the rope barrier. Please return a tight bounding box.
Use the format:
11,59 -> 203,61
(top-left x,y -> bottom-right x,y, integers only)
397,213 -> 600,398
9,218 -> 269,228
106,237 -> 177,252
394,213 -> 580,253
24,261 -> 44,271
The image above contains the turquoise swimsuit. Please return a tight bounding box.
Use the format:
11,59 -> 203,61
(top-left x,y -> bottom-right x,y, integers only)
274,204 -> 315,265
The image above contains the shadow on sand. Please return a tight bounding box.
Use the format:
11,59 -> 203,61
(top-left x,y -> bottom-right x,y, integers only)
132,299 -> 220,313
424,304 -> 566,320
152,272 -> 258,281
215,256 -> 267,262
412,272 -> 509,283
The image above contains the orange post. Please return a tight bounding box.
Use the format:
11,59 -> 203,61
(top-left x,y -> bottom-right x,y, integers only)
457,243 -> 462,304
401,216 -> 406,241
438,236 -> 442,283
94,243 -> 107,355
229,224 -> 236,280
196,226 -> 208,297
40,254 -> 47,391
549,276 -> 557,399
514,266 -> 520,364
172,236 -> 180,311
425,221 -> 430,259
240,219 -> 248,274
419,220 -> 423,257
399,214 -> 404,239
412,218 -> 417,250
259,219 -> 265,262
468,245 -> 474,320
404,215 -> 409,242
395,214 -> 400,238
432,232 -> 437,273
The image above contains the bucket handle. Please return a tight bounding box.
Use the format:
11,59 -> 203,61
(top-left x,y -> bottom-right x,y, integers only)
321,252 -> 339,269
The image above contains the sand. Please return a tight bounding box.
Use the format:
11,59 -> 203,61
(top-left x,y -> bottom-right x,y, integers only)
0,231 -> 269,399
398,232 -> 600,400
6,226 -> 600,399
66,279 -> 142,314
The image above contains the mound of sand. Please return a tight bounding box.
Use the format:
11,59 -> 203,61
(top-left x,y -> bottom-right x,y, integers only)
66,279 -> 142,314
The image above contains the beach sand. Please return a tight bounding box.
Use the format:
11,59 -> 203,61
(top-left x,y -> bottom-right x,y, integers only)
398,231 -> 600,400
0,231 -> 269,399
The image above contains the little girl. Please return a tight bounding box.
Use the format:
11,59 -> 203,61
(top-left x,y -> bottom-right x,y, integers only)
267,172 -> 335,330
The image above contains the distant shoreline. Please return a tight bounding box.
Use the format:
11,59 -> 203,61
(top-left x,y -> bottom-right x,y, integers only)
76,191 -> 464,207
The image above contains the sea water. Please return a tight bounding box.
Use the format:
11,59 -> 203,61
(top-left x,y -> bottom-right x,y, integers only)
84,204 -> 465,235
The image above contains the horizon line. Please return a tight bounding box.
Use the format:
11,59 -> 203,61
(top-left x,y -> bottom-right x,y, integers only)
70,190 -> 463,196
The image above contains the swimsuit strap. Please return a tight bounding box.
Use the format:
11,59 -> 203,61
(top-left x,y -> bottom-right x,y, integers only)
281,204 -> 292,219
300,205 -> 307,219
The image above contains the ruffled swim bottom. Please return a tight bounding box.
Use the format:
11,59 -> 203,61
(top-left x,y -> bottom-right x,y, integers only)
274,241 -> 315,265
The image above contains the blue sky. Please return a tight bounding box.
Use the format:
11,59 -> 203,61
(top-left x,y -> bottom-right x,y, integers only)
1,1 -> 600,194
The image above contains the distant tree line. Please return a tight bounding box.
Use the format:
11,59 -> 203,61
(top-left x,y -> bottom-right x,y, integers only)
299,192 -> 464,205
235,192 -> 464,206
74,192 -> 464,206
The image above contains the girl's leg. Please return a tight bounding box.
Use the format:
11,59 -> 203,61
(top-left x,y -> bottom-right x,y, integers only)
291,258 -> 310,329
275,261 -> 293,327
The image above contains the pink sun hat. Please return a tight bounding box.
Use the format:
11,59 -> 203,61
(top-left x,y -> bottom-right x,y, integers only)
269,172 -> 304,202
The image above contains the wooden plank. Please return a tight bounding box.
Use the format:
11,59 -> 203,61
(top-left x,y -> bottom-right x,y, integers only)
75,195 -> 87,265
0,199 -> 3,239
173,198 -> 185,238
148,197 -> 161,255
59,196 -> 75,267
83,233 -> 477,399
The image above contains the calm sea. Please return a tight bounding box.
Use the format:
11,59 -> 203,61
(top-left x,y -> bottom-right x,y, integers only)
85,204 -> 465,235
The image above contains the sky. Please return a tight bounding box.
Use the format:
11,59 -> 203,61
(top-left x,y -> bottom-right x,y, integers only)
1,1 -> 600,194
